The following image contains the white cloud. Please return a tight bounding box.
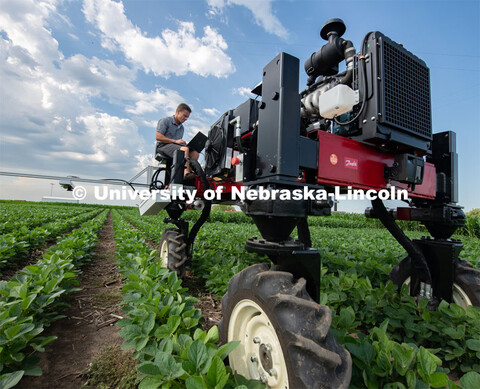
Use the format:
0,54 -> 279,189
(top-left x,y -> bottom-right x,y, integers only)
126,89 -> 184,116
233,86 -> 254,97
185,118 -> 212,139
203,108 -> 220,116
207,0 -> 288,39
82,0 -> 235,78
72,113 -> 147,164
0,0 -> 171,180
0,0 -> 62,66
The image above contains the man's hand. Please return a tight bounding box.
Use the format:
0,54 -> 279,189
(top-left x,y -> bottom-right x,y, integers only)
156,132 -> 186,145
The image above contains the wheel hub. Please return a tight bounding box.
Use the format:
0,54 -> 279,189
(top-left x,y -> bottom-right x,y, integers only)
259,343 -> 273,371
228,299 -> 289,388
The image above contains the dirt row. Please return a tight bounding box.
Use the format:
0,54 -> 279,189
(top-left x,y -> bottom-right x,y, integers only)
16,211 -> 222,388
18,212 -> 124,388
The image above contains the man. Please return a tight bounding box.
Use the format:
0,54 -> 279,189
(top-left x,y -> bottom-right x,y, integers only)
156,103 -> 198,178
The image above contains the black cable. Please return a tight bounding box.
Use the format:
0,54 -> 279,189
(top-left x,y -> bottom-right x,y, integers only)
333,32 -> 372,127
371,198 -> 431,284
333,56 -> 367,126
150,166 -> 171,191
102,178 -> 136,191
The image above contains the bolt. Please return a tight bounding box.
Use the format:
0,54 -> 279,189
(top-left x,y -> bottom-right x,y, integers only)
371,116 -> 376,121
272,92 -> 279,100
253,337 -> 261,344
268,368 -> 277,377
265,343 -> 272,351
260,375 -> 268,383
259,102 -> 266,109
250,356 -> 258,363
362,119 -> 367,124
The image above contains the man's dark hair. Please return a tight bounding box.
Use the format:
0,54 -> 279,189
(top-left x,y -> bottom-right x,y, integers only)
176,103 -> 191,113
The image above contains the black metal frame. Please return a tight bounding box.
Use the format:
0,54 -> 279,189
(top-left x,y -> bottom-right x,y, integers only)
155,26 -> 466,308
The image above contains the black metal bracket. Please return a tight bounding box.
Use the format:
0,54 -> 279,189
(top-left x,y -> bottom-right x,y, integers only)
245,238 -> 322,303
410,237 -> 463,303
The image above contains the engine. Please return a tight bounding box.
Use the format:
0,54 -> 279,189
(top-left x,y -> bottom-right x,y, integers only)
204,18 -> 435,189
301,19 -> 432,153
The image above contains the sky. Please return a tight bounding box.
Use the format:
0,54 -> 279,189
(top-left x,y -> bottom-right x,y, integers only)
0,0 -> 479,211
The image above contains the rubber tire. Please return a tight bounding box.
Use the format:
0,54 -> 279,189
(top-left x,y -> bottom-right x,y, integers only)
390,257 -> 480,307
219,263 -> 352,389
159,228 -> 188,278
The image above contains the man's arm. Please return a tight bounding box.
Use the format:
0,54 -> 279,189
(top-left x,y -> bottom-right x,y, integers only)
156,131 -> 186,145
156,118 -> 186,145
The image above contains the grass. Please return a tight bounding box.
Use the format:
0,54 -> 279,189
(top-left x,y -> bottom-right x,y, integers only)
93,291 -> 122,308
82,343 -> 138,388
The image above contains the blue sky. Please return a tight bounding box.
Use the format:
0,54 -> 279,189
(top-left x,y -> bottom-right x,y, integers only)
0,0 -> 478,211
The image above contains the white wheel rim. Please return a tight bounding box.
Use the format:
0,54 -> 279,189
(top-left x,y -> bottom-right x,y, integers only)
228,299 -> 289,389
452,284 -> 472,309
404,277 -> 472,310
160,240 -> 169,268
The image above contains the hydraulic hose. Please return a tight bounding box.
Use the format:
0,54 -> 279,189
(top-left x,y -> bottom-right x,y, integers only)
371,198 -> 431,284
333,54 -> 366,126
334,32 -> 373,126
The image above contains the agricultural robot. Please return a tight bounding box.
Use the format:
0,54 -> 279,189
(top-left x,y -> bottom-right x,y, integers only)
140,19 -> 479,388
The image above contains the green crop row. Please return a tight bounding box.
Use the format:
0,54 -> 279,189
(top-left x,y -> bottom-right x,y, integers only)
112,211 -> 263,389
322,269 -> 480,387
117,210 -> 265,297
116,207 -> 480,387
130,217 -> 480,388
309,226 -> 480,385
120,205 -> 480,239
116,209 -> 169,248
117,209 -> 270,296
0,209 -> 102,270
0,205 -> 88,235
0,210 -> 108,389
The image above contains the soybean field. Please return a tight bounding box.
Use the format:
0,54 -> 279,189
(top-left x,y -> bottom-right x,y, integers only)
1,200 -> 479,388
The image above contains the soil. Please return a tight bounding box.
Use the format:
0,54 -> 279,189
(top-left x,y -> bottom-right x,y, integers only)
18,212 -> 125,389
183,270 -> 223,332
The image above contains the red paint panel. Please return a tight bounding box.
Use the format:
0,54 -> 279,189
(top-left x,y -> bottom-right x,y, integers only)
195,178 -> 243,197
316,131 -> 436,199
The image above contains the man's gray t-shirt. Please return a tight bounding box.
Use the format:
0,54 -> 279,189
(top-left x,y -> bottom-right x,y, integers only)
156,116 -> 184,143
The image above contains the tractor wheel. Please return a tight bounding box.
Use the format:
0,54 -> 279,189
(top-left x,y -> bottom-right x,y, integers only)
159,228 -> 188,278
219,263 -> 352,389
390,257 -> 480,309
